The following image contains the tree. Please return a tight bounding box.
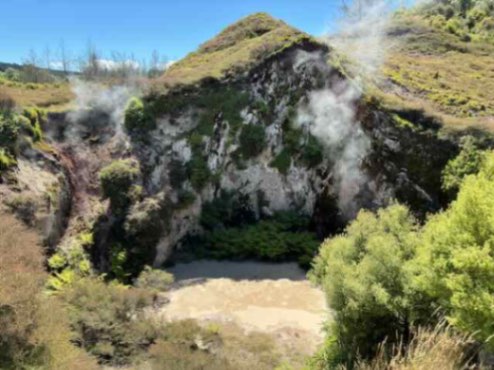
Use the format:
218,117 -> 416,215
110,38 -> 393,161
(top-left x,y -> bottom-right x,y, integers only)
310,204 -> 427,366
414,151 -> 494,348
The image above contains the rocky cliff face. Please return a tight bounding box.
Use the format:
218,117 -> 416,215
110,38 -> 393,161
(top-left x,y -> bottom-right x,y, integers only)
90,44 -> 458,267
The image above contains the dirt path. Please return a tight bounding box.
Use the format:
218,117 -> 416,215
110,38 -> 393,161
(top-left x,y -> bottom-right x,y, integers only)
158,261 -> 329,355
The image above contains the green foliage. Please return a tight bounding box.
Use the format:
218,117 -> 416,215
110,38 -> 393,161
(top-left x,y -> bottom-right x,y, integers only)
270,149 -> 291,175
0,148 -> 16,173
239,124 -> 266,159
442,135 -> 486,192
123,196 -> 169,272
109,244 -> 129,282
200,191 -> 256,230
197,211 -> 319,268
187,153 -> 211,191
414,151 -> 494,349
21,108 -> 43,141
61,277 -> 156,365
134,266 -> 174,292
175,189 -> 197,209
0,114 -> 19,153
46,234 -> 93,292
301,135 -> 324,168
310,204 -> 423,366
195,87 -> 250,136
99,159 -> 140,212
312,151 -> 494,367
124,97 -> 155,133
282,121 -> 324,168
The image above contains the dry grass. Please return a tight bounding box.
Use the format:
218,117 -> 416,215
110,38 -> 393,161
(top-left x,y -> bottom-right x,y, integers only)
0,80 -> 74,110
0,212 -> 98,369
356,323 -> 477,370
162,12 -> 319,86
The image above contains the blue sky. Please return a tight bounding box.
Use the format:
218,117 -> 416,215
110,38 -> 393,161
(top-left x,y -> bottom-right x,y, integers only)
0,0 -> 341,67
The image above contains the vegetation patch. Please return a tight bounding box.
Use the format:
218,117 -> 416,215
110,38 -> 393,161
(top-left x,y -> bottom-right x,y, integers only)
162,13 -> 321,86
238,124 -> 266,159
192,201 -> 319,268
124,96 -> 156,134
310,150 -> 494,368
99,159 -> 140,212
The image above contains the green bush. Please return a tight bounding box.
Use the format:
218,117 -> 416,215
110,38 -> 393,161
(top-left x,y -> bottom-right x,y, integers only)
0,114 -> 19,153
442,136 -> 486,192
309,204 -> 424,366
134,266 -> 174,292
239,124 -> 266,159
187,154 -> 211,191
124,97 -> 155,133
270,149 -> 291,175
18,112 -> 42,142
99,159 -> 140,212
0,148 -> 16,172
123,196 -> 169,271
197,211 -> 318,268
200,191 -> 255,230
414,151 -> 494,349
301,135 -> 324,168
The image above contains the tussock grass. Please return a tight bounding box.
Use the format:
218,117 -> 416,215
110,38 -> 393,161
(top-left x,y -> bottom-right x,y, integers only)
356,323 -> 477,370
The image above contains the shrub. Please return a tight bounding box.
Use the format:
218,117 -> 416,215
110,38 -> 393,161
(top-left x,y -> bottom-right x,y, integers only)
0,114 -> 19,152
123,196 -> 169,272
198,212 -> 319,268
239,124 -> 266,159
309,204 -> 425,366
148,320 -> 226,370
414,151 -> 494,349
134,266 -> 174,292
124,97 -> 155,133
200,191 -> 256,230
46,236 -> 93,292
61,277 -> 156,365
99,159 -> 140,211
301,135 -> 324,168
175,189 -> 196,209
187,153 -> 211,191
270,149 -> 291,175
0,148 -> 16,172
18,113 -> 42,142
442,136 -> 485,192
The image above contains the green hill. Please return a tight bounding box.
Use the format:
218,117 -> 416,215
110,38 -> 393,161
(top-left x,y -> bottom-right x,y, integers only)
162,12 -> 324,86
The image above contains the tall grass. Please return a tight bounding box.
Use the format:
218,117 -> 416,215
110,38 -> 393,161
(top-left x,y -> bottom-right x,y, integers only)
355,323 -> 478,370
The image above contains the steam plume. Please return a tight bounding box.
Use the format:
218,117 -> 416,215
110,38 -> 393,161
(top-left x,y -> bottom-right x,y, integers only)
296,80 -> 369,218
68,78 -> 136,136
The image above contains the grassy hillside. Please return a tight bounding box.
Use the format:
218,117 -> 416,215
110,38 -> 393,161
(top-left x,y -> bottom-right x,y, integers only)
0,79 -> 73,110
379,1 -> 494,131
162,12 -> 323,86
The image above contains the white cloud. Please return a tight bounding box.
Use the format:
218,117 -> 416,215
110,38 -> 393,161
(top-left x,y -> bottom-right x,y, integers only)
96,59 -> 140,71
